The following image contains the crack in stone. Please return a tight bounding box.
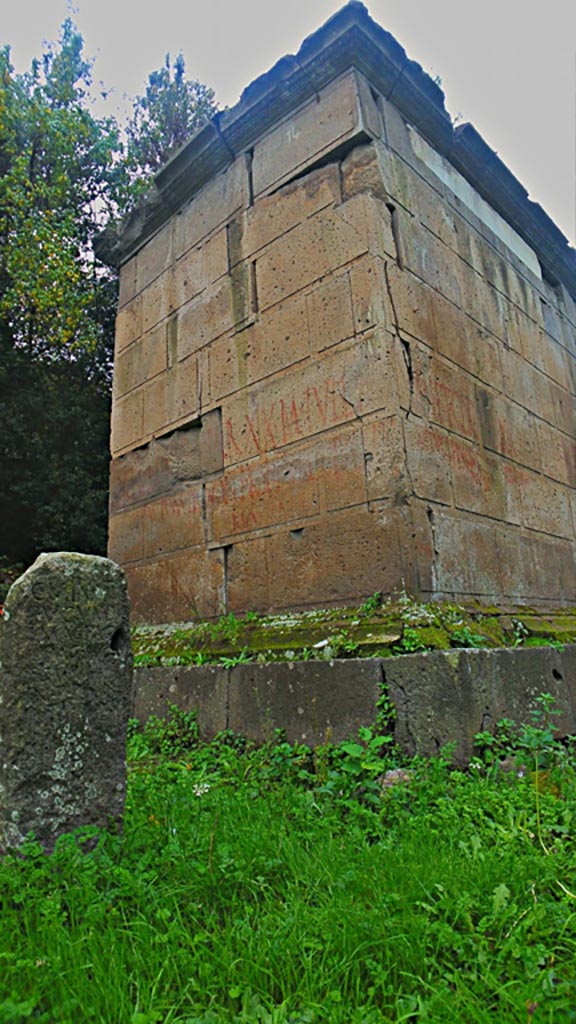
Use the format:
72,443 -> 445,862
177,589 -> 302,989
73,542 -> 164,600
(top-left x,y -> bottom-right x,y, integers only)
336,388 -> 361,419
383,259 -> 414,419
426,505 -> 438,591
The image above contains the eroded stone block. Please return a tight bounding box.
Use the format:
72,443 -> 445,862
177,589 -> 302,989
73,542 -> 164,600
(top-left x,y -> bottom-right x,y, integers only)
0,553 -> 132,853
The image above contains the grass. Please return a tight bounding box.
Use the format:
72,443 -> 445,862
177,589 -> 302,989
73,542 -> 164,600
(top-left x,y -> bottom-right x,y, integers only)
1,706 -> 576,1023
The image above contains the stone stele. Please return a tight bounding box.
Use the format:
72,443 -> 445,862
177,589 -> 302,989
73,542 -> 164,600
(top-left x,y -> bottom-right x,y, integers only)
0,552 -> 133,853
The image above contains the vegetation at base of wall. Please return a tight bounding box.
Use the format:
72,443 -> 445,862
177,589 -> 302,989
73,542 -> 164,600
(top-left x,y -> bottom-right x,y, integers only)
1,699 -> 576,1022
132,592 -> 576,667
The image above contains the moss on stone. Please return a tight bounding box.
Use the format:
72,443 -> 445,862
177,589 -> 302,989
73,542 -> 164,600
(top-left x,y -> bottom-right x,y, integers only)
132,600 -> 576,667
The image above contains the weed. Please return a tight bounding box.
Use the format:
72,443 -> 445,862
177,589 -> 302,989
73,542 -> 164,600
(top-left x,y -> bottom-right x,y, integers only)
511,617 -> 530,647
393,626 -> 430,654
450,625 -> 489,648
475,694 -> 563,772
244,611 -> 260,624
358,592 -> 383,617
219,648 -> 253,668
127,704 -> 200,760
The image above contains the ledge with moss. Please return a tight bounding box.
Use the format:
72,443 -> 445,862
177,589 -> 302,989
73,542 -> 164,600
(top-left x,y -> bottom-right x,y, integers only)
132,594 -> 576,668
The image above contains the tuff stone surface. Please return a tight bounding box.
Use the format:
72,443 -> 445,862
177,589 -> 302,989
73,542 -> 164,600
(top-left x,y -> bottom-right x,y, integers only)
104,5 -> 576,621
0,553 -> 133,853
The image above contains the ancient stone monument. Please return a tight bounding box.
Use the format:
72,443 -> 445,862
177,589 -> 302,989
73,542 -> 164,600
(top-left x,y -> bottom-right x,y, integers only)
0,553 -> 133,853
98,2 -> 576,623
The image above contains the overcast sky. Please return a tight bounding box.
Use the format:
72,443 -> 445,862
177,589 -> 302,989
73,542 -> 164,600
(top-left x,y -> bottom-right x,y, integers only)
3,0 -> 575,244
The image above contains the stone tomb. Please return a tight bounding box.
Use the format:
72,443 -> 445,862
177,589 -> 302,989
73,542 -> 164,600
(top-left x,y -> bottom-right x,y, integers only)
98,2 -> 576,622
0,553 -> 133,853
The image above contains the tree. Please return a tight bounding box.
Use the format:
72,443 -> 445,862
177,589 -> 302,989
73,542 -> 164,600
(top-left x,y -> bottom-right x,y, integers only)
0,26 -> 217,569
0,21 -> 122,564
124,53 -> 216,197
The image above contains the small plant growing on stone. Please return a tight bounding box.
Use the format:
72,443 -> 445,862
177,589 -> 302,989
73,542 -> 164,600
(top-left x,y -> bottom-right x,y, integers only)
393,626 -> 430,654
358,592 -> 383,617
219,648 -> 253,668
450,625 -> 488,648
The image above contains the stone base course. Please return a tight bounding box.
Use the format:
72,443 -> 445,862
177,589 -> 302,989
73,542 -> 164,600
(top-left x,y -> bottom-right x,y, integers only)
134,644 -> 576,765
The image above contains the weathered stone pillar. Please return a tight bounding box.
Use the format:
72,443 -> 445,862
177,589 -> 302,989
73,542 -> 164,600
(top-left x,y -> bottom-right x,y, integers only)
0,552 -> 133,853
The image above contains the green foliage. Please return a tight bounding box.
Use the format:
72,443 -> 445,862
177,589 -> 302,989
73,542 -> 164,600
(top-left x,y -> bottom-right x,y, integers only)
127,705 -> 200,760
132,598 -> 576,668
0,24 -> 217,567
475,693 -> 564,771
2,703 -> 576,1021
393,625 -> 430,654
450,625 -> 489,648
0,22 -> 121,563
0,22 -> 121,357
124,52 -> 216,198
358,592 -> 383,617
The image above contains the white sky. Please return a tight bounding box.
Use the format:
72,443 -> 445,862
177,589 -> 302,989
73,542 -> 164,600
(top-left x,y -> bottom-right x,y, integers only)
2,0 -> 575,245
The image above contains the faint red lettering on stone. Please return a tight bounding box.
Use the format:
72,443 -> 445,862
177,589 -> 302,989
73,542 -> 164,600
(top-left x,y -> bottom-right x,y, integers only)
280,398 -> 302,443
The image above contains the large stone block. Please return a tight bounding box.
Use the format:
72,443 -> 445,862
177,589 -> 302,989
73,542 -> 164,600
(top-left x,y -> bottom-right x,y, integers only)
226,535 -> 270,612
241,163 -> 341,260
255,199 -> 372,311
449,434 -> 522,525
110,443 -> 177,512
141,269 -> 175,333
385,646 -> 576,764
108,506 -> 146,564
228,660 -> 383,746
547,378 -> 576,437
306,271 -> 355,354
431,511 -> 541,601
428,287 -> 502,387
177,267 -> 255,361
479,393 -> 542,473
427,357 -> 482,443
143,485 -> 205,558
252,70 -> 380,199
404,416 -> 452,506
173,228 -> 228,309
265,504 -> 411,610
362,414 -> 408,502
222,332 -> 399,465
349,255 -> 389,334
133,666 -> 228,737
174,155 -> 250,258
316,423 -> 367,512
385,265 -> 436,344
115,297 -> 142,354
126,546 -> 225,624
205,443 -> 320,540
110,388 -> 144,455
0,554 -> 132,853
113,323 -> 167,399
209,291 -> 309,400
118,257 -> 137,309
537,420 -> 575,488
137,221 -> 173,293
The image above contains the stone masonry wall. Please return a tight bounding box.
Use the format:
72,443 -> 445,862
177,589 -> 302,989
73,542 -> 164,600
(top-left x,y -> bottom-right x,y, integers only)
108,62 -> 576,622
